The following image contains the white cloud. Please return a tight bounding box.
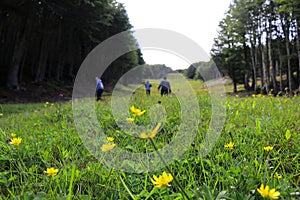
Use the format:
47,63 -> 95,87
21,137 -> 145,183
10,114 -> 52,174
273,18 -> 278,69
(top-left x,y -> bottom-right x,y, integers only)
118,0 -> 231,69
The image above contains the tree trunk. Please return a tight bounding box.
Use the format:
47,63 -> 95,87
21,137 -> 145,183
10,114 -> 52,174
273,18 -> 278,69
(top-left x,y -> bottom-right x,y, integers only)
35,34 -> 49,83
261,43 -> 269,94
279,64 -> 283,91
6,16 -> 28,89
257,34 -> 264,92
55,21 -> 63,81
233,81 -> 237,93
250,41 -> 258,92
268,21 -> 277,93
281,17 -> 293,91
0,12 -> 17,86
296,17 -> 300,89
243,40 -> 250,90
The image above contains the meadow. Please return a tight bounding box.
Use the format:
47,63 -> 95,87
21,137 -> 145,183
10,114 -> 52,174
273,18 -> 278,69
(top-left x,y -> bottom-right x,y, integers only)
0,78 -> 299,200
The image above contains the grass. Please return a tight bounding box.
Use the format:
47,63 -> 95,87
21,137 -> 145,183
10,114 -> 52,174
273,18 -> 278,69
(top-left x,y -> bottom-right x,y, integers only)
0,77 -> 299,199
0,103 -> 44,115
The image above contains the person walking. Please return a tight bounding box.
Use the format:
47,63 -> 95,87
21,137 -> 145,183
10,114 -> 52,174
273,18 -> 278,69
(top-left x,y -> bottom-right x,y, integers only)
95,77 -> 104,101
144,80 -> 152,95
158,77 -> 171,96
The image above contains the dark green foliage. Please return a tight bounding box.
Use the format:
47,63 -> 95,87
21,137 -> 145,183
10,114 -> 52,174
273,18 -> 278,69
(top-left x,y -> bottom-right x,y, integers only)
211,0 -> 300,93
0,0 -> 144,89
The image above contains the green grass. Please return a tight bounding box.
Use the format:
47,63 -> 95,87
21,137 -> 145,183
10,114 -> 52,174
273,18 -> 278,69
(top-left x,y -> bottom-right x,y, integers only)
0,103 -> 45,116
0,79 -> 299,199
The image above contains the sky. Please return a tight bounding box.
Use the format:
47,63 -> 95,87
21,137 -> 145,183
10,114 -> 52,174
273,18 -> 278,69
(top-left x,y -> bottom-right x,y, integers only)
117,0 -> 232,70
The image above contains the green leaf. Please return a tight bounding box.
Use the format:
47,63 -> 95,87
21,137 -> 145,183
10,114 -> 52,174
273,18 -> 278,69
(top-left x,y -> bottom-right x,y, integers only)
285,130 -> 291,140
33,192 -> 46,200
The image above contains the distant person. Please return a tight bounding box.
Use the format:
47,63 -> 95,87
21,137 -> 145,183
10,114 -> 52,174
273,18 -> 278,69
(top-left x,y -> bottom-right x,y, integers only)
144,80 -> 152,95
158,77 -> 171,96
95,77 -> 104,101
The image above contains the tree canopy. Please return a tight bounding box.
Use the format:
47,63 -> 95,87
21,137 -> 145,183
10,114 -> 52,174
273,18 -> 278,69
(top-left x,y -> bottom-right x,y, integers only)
211,0 -> 300,93
0,0 -> 144,89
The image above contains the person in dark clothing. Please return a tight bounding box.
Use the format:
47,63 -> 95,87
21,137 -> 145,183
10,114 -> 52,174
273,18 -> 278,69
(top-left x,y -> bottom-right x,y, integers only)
158,77 -> 171,96
95,77 -> 104,101
144,81 -> 152,95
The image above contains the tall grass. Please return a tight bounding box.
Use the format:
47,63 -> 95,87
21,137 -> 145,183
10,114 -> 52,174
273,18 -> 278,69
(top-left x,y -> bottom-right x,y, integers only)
0,82 -> 299,199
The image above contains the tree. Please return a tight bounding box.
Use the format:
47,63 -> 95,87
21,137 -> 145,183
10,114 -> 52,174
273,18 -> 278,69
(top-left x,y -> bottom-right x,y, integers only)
211,13 -> 246,93
0,0 -> 144,89
211,0 -> 300,93
184,65 -> 196,79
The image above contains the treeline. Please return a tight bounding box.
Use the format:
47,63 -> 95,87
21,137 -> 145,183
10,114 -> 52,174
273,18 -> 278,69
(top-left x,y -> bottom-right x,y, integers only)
141,64 -> 173,79
211,0 -> 300,94
118,64 -> 173,85
183,61 -> 222,81
0,0 -> 144,89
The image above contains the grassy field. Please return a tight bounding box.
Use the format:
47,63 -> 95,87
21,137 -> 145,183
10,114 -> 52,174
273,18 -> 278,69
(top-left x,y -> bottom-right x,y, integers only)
0,78 -> 299,200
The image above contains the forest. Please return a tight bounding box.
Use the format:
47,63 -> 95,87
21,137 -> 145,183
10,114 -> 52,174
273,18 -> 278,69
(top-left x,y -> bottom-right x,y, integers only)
210,0 -> 300,94
0,0 -> 145,90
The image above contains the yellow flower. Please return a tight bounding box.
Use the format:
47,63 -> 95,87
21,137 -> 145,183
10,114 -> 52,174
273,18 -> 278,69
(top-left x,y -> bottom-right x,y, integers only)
257,184 -> 280,199
224,141 -> 234,149
126,117 -> 135,123
107,137 -> 114,142
45,102 -> 49,105
0,113 -> 3,117
268,188 -> 280,199
130,105 -> 136,112
10,137 -> 22,146
101,143 -> 116,152
274,172 -> 282,179
140,123 -> 161,139
151,171 -> 173,188
130,105 -> 146,117
257,184 -> 269,198
11,133 -> 17,137
264,146 -> 273,151
44,167 -> 59,177
134,109 -> 146,117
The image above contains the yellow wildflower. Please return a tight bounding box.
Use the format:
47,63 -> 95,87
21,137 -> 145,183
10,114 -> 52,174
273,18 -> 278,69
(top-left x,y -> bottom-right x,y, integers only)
257,184 -> 269,198
268,188 -> 280,199
151,171 -> 173,188
44,167 -> 59,177
134,109 -> 146,117
101,143 -> 116,152
0,113 -> 3,117
126,117 -> 135,123
264,146 -> 273,151
274,172 -> 282,179
130,105 -> 146,117
11,133 -> 17,137
224,141 -> 234,149
140,123 -> 161,139
10,137 -> 22,146
107,137 -> 114,142
257,184 -> 280,199
130,105 -> 136,112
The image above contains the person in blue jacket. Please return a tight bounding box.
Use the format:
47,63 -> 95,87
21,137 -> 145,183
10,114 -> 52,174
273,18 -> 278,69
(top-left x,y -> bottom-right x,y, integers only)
158,77 -> 171,96
144,80 -> 152,95
95,77 -> 104,101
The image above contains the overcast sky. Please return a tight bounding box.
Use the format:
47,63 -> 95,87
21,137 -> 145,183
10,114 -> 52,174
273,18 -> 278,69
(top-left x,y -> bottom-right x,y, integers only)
117,0 -> 232,70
